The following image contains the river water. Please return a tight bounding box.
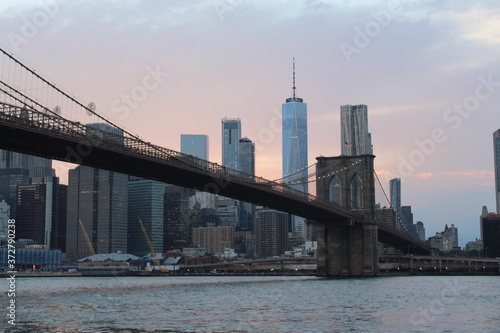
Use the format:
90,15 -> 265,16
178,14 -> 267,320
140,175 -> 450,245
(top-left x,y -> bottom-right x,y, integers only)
2,275 -> 499,332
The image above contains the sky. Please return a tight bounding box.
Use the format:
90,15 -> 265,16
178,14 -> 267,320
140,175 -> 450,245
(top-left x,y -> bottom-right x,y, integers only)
1,0 -> 500,246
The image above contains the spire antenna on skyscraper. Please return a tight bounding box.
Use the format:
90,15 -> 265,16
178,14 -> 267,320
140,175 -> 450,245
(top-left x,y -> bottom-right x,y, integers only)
286,57 -> 303,103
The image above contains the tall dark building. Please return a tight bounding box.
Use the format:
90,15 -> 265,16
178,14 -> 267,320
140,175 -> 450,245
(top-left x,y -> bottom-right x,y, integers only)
0,150 -> 54,220
494,130 -> 500,213
0,150 -> 54,179
480,206 -> 500,258
54,184 -> 67,251
401,206 -> 418,237
238,138 -> 255,231
0,168 -> 29,218
389,178 -> 401,229
16,177 -> 66,250
164,186 -> 193,251
65,123 -> 128,261
255,208 -> 287,258
128,177 -> 165,256
401,206 -> 413,226
66,166 -> 128,262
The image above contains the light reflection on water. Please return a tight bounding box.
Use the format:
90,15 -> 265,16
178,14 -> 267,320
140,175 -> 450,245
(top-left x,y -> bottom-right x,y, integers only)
4,275 -> 500,332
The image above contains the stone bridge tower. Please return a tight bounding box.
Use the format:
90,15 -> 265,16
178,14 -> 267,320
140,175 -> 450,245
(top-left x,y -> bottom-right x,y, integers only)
315,154 -> 379,277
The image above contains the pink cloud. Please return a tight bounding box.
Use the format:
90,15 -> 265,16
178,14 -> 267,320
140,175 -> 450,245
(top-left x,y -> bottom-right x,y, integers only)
416,173 -> 432,179
449,170 -> 494,178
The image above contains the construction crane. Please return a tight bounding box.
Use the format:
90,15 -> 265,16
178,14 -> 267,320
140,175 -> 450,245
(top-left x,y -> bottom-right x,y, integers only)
138,219 -> 168,273
78,219 -> 96,261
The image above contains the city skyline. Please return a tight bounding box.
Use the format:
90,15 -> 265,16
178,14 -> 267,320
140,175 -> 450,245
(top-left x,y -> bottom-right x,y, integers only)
1,1 -> 499,245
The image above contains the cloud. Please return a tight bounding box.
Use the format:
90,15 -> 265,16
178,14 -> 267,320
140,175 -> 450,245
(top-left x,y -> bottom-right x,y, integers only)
416,172 -> 432,179
439,5 -> 500,46
449,170 -> 494,178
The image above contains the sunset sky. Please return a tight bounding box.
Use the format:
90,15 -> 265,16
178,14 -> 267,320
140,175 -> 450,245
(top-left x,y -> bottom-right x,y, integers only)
1,0 -> 500,245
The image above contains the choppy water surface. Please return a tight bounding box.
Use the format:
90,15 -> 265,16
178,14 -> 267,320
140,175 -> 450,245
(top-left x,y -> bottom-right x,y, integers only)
3,275 -> 499,332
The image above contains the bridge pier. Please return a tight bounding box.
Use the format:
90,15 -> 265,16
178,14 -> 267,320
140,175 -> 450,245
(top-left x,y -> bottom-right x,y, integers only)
317,222 -> 379,277
315,155 -> 379,277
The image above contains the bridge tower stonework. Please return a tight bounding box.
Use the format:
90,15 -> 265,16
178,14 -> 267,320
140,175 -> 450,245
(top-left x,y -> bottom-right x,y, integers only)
315,155 -> 379,277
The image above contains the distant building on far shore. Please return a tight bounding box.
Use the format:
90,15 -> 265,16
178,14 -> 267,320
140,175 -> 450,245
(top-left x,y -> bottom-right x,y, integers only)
480,206 -> 500,258
465,238 -> 483,253
428,224 -> 458,252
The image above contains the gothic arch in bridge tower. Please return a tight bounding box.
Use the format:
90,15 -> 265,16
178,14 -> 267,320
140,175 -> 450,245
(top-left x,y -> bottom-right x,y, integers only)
328,175 -> 342,206
349,173 -> 363,211
316,155 -> 375,215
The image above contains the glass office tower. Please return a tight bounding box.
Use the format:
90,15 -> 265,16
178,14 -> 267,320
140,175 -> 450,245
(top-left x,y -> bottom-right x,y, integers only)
282,60 -> 308,194
181,134 -> 209,160
282,59 -> 308,236
222,118 -> 241,170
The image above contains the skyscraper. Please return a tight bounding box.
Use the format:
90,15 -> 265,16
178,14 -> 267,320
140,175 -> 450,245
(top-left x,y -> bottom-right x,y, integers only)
0,150 -> 54,219
16,177 -> 61,248
0,168 -> 29,219
282,60 -> 308,194
494,129 -> 500,213
255,208 -> 288,258
66,166 -> 128,261
14,176 -> 66,250
128,176 -> 165,256
164,186 -> 193,251
390,178 -> 402,229
340,104 -> 372,156
66,123 -> 128,262
238,138 -> 255,231
415,221 -> 426,241
238,138 -> 255,176
0,150 -> 54,178
181,134 -> 209,160
222,118 -> 241,170
221,118 -> 245,228
282,59 -> 308,235
181,133 -> 216,228
480,206 -> 500,258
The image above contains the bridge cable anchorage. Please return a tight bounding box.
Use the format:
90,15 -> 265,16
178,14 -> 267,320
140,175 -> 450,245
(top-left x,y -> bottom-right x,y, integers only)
373,169 -> 414,237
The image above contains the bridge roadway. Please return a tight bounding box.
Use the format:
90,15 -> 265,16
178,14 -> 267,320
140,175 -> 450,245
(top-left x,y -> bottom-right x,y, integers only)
0,102 -> 433,254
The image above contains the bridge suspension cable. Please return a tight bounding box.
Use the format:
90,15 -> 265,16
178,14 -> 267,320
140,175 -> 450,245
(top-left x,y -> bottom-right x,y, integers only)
0,48 -> 136,140
283,159 -> 363,186
373,170 -> 413,236
271,162 -> 317,183
0,48 -> 201,169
